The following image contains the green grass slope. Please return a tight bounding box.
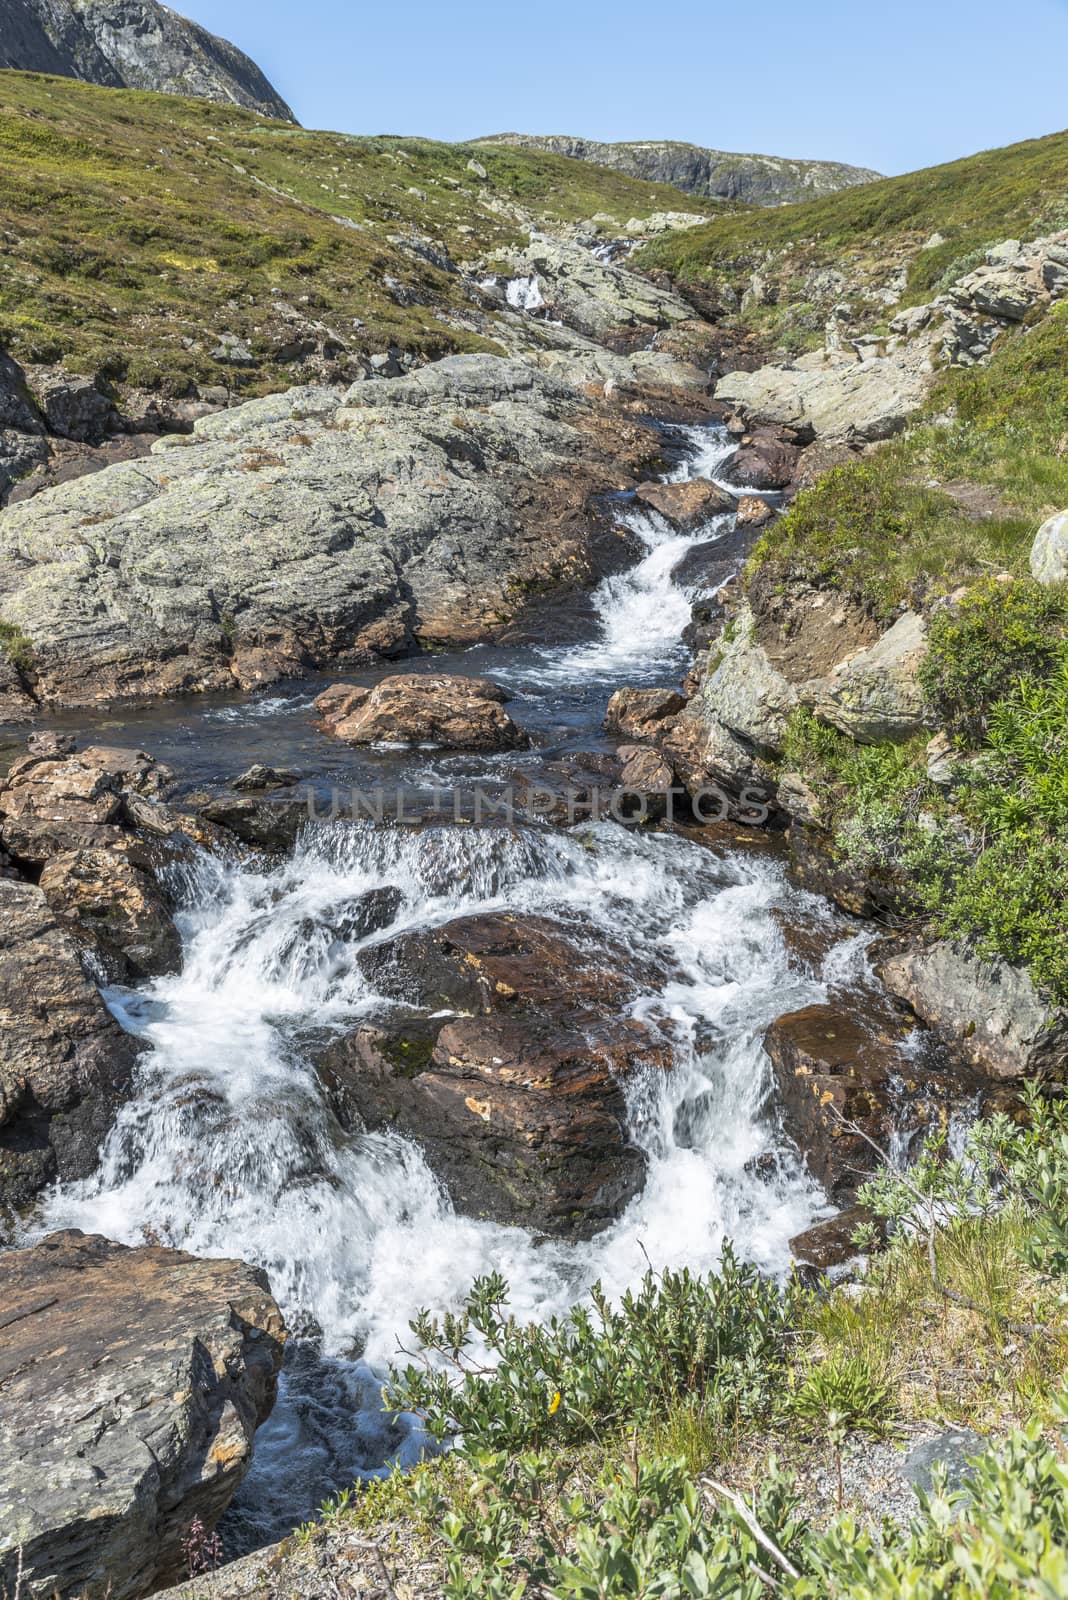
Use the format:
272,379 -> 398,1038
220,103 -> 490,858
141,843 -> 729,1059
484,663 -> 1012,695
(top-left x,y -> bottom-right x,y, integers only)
637,127 -> 1068,345
0,71 -> 721,394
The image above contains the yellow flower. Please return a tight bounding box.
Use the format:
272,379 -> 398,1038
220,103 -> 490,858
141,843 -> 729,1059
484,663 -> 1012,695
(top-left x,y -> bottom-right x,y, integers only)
548,1390 -> 562,1416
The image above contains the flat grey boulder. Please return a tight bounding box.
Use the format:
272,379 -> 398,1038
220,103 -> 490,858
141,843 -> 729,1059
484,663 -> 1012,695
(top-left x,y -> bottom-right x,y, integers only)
0,355 -> 657,710
716,346 -> 934,444
0,1230 -> 285,1600
877,940 -> 1068,1081
1030,509 -> 1068,585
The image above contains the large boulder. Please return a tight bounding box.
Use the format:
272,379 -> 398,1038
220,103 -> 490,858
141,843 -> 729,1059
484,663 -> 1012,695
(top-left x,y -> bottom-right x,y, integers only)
716,343 -> 935,445
0,1230 -> 285,1600
0,357 -> 659,710
696,603 -> 798,756
313,673 -> 527,750
504,236 -> 696,341
1030,509 -> 1068,586
318,911 -> 672,1236
633,477 -> 734,529
604,686 -> 686,739
0,880 -> 141,1209
809,610 -> 931,743
722,430 -> 800,490
764,997 -> 971,1202
877,940 -> 1068,1081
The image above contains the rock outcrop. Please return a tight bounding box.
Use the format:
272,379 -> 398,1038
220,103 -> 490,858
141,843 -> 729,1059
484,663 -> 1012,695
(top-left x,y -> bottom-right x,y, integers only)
877,941 -> 1068,1082
318,911 -> 672,1236
314,674 -> 526,750
502,236 -> 697,341
0,879 -> 141,1210
0,1230 -> 285,1600
0,0 -> 295,120
479,134 -> 881,207
0,356 -> 661,710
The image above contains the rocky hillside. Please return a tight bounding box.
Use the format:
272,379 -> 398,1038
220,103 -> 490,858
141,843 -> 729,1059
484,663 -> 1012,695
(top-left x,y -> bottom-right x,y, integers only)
0,72 -> 719,407
479,133 -> 880,206
0,0 -> 294,119
638,125 -> 1068,354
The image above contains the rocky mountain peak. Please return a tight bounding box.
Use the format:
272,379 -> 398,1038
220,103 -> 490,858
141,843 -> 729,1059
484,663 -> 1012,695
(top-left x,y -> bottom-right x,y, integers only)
478,132 -> 881,207
0,0 -> 295,120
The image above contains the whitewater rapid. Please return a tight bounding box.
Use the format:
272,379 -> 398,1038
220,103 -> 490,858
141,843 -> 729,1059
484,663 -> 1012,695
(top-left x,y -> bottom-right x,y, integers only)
34,421 -> 837,1544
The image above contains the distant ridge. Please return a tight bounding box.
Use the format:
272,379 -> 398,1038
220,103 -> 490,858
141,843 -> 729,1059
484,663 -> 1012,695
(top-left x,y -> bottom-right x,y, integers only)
477,133 -> 881,207
0,0 -> 295,121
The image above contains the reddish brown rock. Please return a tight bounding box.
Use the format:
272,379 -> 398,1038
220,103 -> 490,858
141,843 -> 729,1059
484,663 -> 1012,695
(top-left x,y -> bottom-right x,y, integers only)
790,1206 -> 879,1277
634,476 -> 734,530
0,1231 -> 285,1600
723,429 -> 801,491
736,495 -> 775,529
320,911 -> 673,1236
314,673 -> 527,750
38,846 -> 182,982
0,879 -> 142,1208
604,686 -> 686,740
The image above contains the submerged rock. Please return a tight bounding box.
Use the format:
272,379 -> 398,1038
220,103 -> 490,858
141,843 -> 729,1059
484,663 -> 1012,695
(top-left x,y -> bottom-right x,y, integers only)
314,672 -> 527,750
319,911 -> 672,1236
0,1230 -> 285,1600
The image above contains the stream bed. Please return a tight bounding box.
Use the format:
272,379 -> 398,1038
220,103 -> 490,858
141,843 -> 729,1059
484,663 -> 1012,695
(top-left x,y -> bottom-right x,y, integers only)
19,421 -> 857,1549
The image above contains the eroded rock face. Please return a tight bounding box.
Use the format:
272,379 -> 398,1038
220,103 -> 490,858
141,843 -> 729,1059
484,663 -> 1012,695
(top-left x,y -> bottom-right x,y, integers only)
318,911 -> 672,1236
0,356 -> 659,709
314,673 -> 527,750
604,686 -> 687,739
0,1230 -> 285,1600
503,236 -> 696,341
877,941 -> 1068,1082
809,610 -> 931,744
0,880 -> 141,1209
0,0 -> 296,120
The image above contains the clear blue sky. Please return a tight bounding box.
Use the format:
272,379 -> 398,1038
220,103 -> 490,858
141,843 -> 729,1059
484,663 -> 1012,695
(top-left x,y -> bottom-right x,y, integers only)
182,0 -> 1068,177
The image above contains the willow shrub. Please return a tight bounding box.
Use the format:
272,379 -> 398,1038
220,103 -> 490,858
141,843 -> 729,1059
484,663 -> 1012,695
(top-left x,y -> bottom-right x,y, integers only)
385,1250 -> 792,1453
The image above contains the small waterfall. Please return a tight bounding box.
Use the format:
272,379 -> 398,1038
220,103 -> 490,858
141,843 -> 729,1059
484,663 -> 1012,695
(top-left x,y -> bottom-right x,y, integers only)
521,422 -> 738,686
505,274 -> 546,311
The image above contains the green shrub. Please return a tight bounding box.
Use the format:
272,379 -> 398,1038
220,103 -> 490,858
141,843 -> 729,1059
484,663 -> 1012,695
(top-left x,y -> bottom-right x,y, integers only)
920,577 -> 1068,744
386,1252 -> 793,1452
788,1354 -> 892,1436
0,621 -> 33,673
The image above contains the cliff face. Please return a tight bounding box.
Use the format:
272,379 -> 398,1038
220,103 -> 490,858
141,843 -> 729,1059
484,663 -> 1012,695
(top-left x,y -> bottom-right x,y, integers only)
0,0 -> 295,120
479,133 -> 881,206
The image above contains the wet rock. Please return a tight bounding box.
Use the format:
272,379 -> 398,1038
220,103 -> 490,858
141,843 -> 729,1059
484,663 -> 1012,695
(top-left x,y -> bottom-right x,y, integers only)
1030,508 -> 1068,585
876,940 -> 1068,1081
765,1002 -> 896,1200
787,821 -> 901,919
723,430 -> 800,490
314,673 -> 527,750
616,743 -> 677,815
325,911 -> 672,1236
604,686 -> 686,739
232,763 -> 300,791
790,1205 -> 876,1277
0,1230 -> 285,1600
0,880 -> 141,1208
633,476 -> 734,529
38,846 -> 182,982
196,795 -> 310,853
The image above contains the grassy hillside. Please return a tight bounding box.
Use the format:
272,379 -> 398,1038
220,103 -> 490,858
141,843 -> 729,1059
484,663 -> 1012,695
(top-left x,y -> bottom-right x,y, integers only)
637,127 -> 1068,347
0,71 -> 720,394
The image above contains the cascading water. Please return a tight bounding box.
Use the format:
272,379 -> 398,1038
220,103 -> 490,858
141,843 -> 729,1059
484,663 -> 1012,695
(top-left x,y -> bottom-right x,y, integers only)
33,420 -> 833,1547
